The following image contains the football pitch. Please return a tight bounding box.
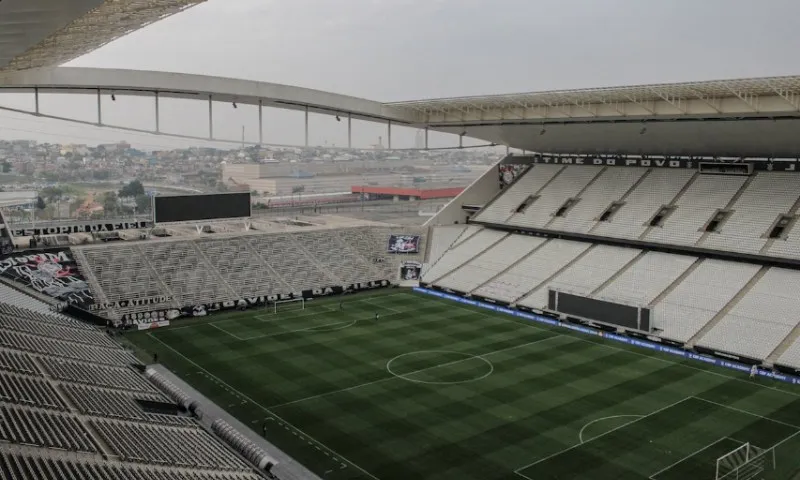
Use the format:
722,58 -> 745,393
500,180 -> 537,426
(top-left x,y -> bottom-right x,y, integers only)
126,290 -> 800,480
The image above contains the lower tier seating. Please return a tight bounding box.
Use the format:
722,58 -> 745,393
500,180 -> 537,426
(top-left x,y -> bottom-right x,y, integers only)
0,451 -> 264,480
425,225 -> 800,366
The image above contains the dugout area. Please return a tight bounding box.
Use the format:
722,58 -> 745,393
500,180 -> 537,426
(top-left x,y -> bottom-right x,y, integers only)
124,289 -> 800,480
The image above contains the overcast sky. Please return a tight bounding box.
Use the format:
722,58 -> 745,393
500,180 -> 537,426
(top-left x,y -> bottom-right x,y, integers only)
1,0 -> 800,150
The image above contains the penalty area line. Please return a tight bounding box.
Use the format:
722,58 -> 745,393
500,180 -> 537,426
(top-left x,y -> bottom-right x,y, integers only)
514,396 -> 694,475
209,322 -> 246,341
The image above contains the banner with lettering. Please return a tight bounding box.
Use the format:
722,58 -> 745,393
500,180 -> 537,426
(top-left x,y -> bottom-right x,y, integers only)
120,280 -> 391,325
0,249 -> 94,307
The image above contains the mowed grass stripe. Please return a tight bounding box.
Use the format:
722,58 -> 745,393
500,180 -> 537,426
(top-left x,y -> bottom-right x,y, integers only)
126,290 -> 800,480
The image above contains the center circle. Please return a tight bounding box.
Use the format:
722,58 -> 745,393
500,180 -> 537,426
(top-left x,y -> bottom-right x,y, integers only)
385,350 -> 494,385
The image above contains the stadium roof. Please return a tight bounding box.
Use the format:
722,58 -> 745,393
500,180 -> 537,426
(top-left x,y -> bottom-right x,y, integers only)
386,76 -> 800,118
387,75 -> 800,157
0,0 -> 205,73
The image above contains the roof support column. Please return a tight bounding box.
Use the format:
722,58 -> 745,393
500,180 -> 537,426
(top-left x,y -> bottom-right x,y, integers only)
34,88 -> 39,115
208,95 -> 213,140
154,92 -> 160,133
347,113 -> 352,149
96,89 -> 102,126
387,120 -> 392,149
424,127 -> 429,150
258,99 -> 263,145
304,105 -> 309,147
459,132 -> 464,148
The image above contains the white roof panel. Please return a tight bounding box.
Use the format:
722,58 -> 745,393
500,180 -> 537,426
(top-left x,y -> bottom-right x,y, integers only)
0,0 -> 206,73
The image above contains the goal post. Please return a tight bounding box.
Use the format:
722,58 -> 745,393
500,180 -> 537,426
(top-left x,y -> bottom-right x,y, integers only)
716,442 -> 774,480
270,297 -> 305,314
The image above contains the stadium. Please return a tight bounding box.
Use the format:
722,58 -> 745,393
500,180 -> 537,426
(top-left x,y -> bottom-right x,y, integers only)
0,1 -> 799,480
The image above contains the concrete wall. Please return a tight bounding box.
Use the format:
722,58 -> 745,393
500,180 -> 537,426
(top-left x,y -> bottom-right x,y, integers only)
425,162 -> 502,226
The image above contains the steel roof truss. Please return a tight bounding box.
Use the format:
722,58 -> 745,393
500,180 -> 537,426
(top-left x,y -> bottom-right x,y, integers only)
721,84 -> 760,112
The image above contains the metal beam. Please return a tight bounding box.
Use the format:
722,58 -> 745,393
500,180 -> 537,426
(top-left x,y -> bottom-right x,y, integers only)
258,99 -> 263,145
34,88 -> 39,115
425,127 -> 429,150
347,113 -> 352,149
208,95 -> 213,139
541,100 -> 573,118
388,120 -> 392,149
96,89 -> 102,125
765,82 -> 800,111
722,85 -> 759,112
685,88 -> 722,114
154,91 -> 160,133
649,89 -> 688,114
304,105 -> 309,147
623,95 -> 656,114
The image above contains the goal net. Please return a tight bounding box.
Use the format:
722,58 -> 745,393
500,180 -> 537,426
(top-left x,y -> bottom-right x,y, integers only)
270,298 -> 305,314
716,442 -> 774,480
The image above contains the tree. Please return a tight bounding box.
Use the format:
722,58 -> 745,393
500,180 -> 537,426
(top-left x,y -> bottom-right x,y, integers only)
102,191 -> 118,215
135,194 -> 151,213
119,179 -> 145,197
35,196 -> 46,210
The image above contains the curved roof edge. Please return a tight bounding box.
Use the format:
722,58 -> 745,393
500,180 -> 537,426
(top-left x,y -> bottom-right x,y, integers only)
0,67 -> 416,123
386,74 -> 800,114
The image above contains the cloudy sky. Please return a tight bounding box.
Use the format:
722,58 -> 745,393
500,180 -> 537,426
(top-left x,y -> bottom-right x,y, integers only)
1,0 -> 799,150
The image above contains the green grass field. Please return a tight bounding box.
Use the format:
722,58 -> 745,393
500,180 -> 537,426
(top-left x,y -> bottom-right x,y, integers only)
126,290 -> 800,480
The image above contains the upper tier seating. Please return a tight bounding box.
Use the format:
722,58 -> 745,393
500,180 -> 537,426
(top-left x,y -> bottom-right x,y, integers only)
702,173 -> 800,254
547,167 -> 647,234
644,174 -> 746,246
506,166 -> 603,229
472,164 -> 563,224
471,166 -> 800,261
590,168 -> 696,239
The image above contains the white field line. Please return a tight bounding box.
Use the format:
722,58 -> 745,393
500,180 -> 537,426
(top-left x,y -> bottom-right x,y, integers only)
648,436 -> 741,479
269,334 -> 563,409
513,396 -> 694,477
146,332 -> 381,480
691,395 -> 800,430
418,294 -> 800,400
240,311 -> 408,341
209,322 -> 245,341
578,415 -> 644,444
